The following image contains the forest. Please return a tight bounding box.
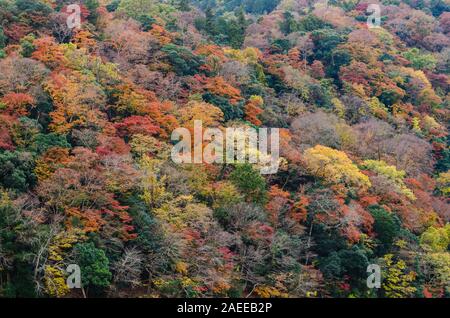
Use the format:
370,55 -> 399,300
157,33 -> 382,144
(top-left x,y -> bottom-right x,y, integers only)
0,0 -> 448,298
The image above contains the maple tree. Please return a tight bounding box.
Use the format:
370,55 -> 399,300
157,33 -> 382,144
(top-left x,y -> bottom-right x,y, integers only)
244,95 -> 264,126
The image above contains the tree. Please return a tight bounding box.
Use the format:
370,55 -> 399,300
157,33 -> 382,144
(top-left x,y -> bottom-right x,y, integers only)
319,246 -> 369,290
418,223 -> 450,296
340,61 -> 404,102
20,34 -> 35,58
291,111 -> 345,150
112,247 -> 143,288
203,76 -> 242,104
352,119 -> 394,160
303,145 -> 371,190
1,92 -> 35,117
0,26 -> 6,49
45,70 -> 107,133
369,206 -> 401,254
139,155 -> 169,209
31,133 -> 70,155
84,0 -> 99,23
177,0 -> 191,11
385,134 -> 433,176
266,185 -> 291,227
402,48 -> 437,70
244,95 -> 263,126
0,190 -> 39,297
34,147 -> 71,182
44,230 -> 81,297
74,242 -> 112,293
381,254 -> 417,298
362,160 -> 415,200
0,151 -> 36,192
436,171 -> 450,196
420,224 -> 450,253
114,116 -> 160,138
49,12 -> 74,43
196,7 -> 247,49
36,147 -> 136,240
117,0 -> 157,19
230,164 -> 267,205
178,100 -> 224,128
232,6 -> 247,49
0,56 -> 48,96
161,44 -> 204,76
311,29 -> 347,78
279,11 -> 297,35
420,251 -> 450,297
386,8 -> 436,46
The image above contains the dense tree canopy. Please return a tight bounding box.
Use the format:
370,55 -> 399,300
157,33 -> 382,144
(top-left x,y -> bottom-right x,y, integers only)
0,0 -> 448,299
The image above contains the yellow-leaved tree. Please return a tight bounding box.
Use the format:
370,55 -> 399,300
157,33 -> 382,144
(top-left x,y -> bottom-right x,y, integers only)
436,171 -> 450,196
419,224 -> 450,296
44,230 -> 84,297
303,145 -> 371,189
139,154 -> 169,209
361,160 -> 416,200
381,254 -> 417,298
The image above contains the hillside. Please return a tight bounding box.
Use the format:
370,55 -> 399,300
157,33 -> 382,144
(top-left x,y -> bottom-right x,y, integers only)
0,0 -> 449,298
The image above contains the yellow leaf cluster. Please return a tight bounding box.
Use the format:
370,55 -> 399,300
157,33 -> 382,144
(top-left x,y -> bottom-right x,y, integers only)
382,254 -> 417,298
303,145 -> 371,189
44,265 -> 69,298
254,285 -> 288,298
362,160 -> 416,200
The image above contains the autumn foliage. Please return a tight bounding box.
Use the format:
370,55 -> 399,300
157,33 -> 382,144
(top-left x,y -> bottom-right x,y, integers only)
0,0 -> 448,299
